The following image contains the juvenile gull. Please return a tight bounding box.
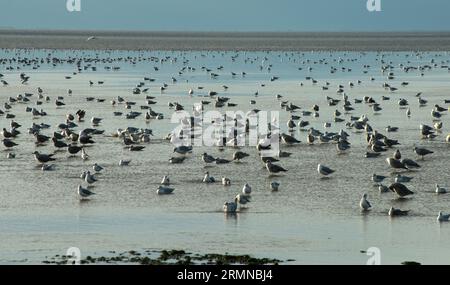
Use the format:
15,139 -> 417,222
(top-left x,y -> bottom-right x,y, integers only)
33,151 -> 56,163
413,147 -> 433,159
389,183 -> 414,197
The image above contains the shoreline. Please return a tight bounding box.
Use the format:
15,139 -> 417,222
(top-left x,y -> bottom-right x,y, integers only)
1,30 -> 450,51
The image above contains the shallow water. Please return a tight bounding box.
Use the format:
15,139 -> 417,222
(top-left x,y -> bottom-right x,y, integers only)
1,49 -> 450,264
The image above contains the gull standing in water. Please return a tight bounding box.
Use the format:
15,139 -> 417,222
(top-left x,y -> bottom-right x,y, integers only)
242,183 -> 252,195
78,185 -> 95,200
389,207 -> 409,216
223,197 -> 238,213
235,194 -> 251,206
359,193 -> 372,211
81,148 -> 89,160
437,212 -> 450,222
414,147 -> 433,160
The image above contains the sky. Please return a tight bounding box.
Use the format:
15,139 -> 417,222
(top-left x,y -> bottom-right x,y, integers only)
0,0 -> 449,32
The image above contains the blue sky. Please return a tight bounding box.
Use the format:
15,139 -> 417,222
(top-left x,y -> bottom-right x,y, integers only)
1,0 -> 449,31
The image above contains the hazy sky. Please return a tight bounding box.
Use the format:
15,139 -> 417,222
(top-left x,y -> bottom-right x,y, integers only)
1,0 -> 449,32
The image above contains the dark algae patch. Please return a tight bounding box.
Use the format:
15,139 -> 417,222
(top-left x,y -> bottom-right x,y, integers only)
43,249 -> 283,265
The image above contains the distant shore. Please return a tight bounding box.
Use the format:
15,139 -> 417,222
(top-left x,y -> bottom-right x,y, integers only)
1,30 -> 450,51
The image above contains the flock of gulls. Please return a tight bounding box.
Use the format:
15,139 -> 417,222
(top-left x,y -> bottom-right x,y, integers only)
1,47 -> 450,222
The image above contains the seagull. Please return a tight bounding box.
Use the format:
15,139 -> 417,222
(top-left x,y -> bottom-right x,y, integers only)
435,184 -> 447,194
372,174 -> 387,184
242,183 -> 252,195
202,171 -> 215,183
393,149 -> 401,160
281,133 -> 301,145
233,151 -> 250,161
78,185 -> 95,199
93,163 -> 103,172
388,207 -> 409,216
235,194 -> 251,205
33,151 -> 56,163
359,193 -> 372,211
156,185 -> 174,195
414,147 -> 433,159
401,158 -> 421,169
161,175 -> 170,185
202,152 -> 216,163
173,145 -> 193,155
437,212 -> 450,222
86,36 -> 97,42
318,164 -> 334,177
270,181 -> 280,191
84,171 -> 97,184
2,138 -> 18,148
119,159 -> 131,166
379,184 -> 389,193
265,161 -> 288,174
81,148 -> 89,160
386,158 -> 408,170
223,197 -> 238,213
41,164 -> 55,171
222,177 -> 231,186
394,174 -> 413,183
389,183 -> 414,197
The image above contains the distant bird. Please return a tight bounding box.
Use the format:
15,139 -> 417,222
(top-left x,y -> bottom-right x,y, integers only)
84,171 -> 97,184
156,185 -> 174,195
265,161 -> 287,174
86,36 -> 97,41
318,164 -> 334,177
169,157 -> 185,164
372,174 -> 387,184
119,159 -> 131,166
235,194 -> 251,205
388,207 -> 409,216
222,177 -> 231,186
93,163 -> 103,172
2,138 -> 18,148
202,171 -> 215,183
414,147 -> 433,159
389,183 -> 414,197
386,158 -> 407,170
435,184 -> 447,194
174,145 -> 193,155
78,185 -> 95,199
394,174 -> 413,183
33,151 -> 56,163
223,197 -> 238,213
161,175 -> 170,185
359,193 -> 372,211
270,181 -> 280,191
242,183 -> 252,195
233,151 -> 249,161
202,152 -> 216,163
437,212 -> 450,222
